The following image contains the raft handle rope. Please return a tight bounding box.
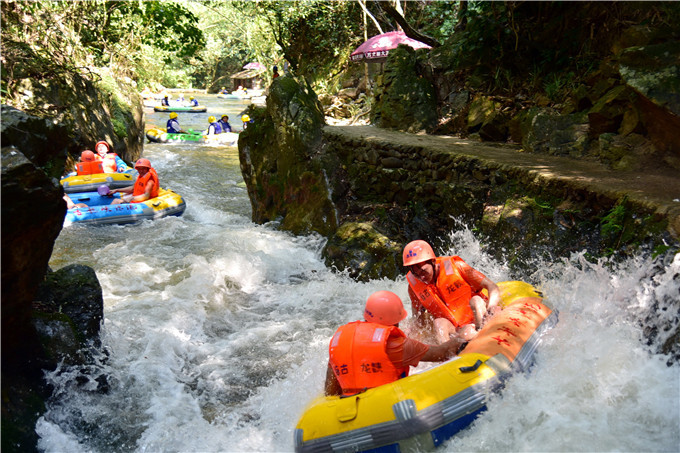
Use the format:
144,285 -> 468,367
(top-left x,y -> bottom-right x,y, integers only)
459,359 -> 484,373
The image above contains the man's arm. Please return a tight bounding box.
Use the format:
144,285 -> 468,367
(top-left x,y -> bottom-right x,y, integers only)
408,286 -> 429,326
110,185 -> 133,195
324,363 -> 342,396
456,260 -> 501,309
480,277 -> 501,309
420,336 -> 465,362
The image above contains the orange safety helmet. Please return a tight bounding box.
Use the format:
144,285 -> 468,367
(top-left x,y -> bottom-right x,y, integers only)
402,240 -> 436,267
363,291 -> 408,325
95,140 -> 111,154
80,150 -> 95,162
134,158 -> 151,169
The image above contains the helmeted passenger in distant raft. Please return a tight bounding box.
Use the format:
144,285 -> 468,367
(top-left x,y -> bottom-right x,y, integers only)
94,141 -> 130,173
110,158 -> 159,204
189,96 -> 199,107
166,112 -> 186,134
324,291 -> 465,396
76,150 -> 104,175
403,240 -> 502,344
218,114 -> 232,132
205,116 -> 222,135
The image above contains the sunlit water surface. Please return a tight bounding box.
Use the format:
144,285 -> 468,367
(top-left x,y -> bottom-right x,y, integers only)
39,95 -> 679,452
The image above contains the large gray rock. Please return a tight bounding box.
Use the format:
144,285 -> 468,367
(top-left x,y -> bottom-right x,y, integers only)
36,264 -> 104,348
323,222 -> 402,282
618,40 -> 680,117
523,111 -> 591,158
1,146 -> 65,360
1,105 -> 69,179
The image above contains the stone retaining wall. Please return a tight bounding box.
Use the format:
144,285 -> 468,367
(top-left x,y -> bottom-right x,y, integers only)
319,126 -> 677,278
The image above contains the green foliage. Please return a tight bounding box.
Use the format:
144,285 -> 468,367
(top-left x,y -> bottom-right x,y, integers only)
106,2 -> 204,60
0,0 -> 206,95
249,1 -> 363,85
437,1 -> 675,99
600,197 -> 629,252
544,71 -> 576,102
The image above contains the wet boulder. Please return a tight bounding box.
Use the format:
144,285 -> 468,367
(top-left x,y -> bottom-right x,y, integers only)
1,144 -> 66,452
35,264 -> 104,350
323,222 -> 402,281
1,105 -> 69,179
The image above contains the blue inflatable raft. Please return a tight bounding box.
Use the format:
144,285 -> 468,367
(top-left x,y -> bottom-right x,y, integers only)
64,188 -> 186,226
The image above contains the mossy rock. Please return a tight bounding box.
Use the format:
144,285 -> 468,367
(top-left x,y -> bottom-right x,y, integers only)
238,77 -> 336,236
371,46 -> 438,133
323,222 -> 402,281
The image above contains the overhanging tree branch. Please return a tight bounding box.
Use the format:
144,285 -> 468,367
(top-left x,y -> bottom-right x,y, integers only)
358,0 -> 383,35
376,1 -> 441,48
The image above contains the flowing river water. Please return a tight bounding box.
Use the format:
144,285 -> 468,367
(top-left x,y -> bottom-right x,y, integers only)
39,95 -> 679,452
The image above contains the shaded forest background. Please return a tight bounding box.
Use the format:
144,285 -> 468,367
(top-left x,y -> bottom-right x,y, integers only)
2,1 -> 678,113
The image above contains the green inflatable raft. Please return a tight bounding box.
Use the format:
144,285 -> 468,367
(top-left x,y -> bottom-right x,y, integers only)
153,105 -> 207,113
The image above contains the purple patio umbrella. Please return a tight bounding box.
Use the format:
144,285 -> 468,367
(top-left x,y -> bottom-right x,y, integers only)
350,31 -> 431,62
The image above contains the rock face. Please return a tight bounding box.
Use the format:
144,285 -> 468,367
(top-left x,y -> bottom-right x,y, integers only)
1,106 -> 70,179
238,76 -> 337,236
8,67 -> 144,165
1,144 -> 65,452
1,145 -> 66,362
1,107 -> 108,451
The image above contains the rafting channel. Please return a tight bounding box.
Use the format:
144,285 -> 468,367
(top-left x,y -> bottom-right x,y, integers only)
40,93 -> 679,452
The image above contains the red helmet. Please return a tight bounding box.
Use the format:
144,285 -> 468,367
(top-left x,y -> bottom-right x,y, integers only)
80,150 -> 95,162
403,240 -> 436,267
134,158 -> 151,169
95,141 -> 111,154
364,291 -> 407,325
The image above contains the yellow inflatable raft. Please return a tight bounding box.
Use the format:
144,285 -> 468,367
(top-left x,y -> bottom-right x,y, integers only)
294,281 -> 558,453
61,170 -> 136,193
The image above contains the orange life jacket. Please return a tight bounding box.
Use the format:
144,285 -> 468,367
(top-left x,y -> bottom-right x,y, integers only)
96,153 -> 118,173
406,256 -> 477,328
132,168 -> 159,202
76,160 -> 104,176
328,321 -> 409,396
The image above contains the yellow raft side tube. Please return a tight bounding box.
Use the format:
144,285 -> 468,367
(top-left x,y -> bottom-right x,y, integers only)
294,281 -> 556,453
143,188 -> 186,215
61,171 -> 135,193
